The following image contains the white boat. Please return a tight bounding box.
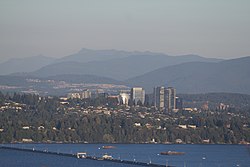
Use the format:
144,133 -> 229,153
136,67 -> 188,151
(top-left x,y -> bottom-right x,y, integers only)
76,152 -> 87,158
102,154 -> 113,160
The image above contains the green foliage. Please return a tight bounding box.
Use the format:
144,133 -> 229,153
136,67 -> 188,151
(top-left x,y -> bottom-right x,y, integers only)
0,91 -> 249,144
179,93 -> 250,110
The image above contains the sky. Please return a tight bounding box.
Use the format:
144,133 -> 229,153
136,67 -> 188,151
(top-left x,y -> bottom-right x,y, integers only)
0,0 -> 250,62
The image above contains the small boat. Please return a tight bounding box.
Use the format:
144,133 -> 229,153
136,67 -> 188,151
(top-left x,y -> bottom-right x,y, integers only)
99,154 -> 113,160
102,145 -> 116,149
76,152 -> 87,158
160,151 -> 185,155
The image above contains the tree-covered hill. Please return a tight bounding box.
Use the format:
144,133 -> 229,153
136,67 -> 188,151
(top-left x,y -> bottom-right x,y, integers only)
0,92 -> 249,144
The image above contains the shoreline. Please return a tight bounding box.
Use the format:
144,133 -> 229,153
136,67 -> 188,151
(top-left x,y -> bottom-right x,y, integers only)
1,142 -> 249,145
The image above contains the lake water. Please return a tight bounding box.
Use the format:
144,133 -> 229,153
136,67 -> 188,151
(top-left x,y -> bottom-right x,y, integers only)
0,144 -> 249,167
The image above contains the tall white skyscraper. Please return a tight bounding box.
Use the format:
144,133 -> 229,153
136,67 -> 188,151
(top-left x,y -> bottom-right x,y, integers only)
130,87 -> 145,105
119,92 -> 130,106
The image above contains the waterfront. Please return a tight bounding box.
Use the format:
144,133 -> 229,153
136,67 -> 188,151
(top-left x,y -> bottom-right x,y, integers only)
0,144 -> 249,167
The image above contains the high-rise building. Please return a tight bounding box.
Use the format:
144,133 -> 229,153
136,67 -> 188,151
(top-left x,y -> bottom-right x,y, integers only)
119,92 -> 130,106
81,89 -> 91,99
130,87 -> 145,105
154,86 -> 165,111
176,97 -> 183,110
153,86 -> 177,112
165,87 -> 176,112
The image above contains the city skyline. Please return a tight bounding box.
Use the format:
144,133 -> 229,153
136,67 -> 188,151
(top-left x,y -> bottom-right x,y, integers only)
1,0 -> 250,62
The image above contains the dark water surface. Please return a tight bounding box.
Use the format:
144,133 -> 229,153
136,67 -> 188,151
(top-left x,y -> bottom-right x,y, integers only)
1,144 -> 249,167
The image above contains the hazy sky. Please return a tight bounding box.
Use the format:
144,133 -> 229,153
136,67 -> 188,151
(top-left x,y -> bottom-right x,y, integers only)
0,0 -> 250,62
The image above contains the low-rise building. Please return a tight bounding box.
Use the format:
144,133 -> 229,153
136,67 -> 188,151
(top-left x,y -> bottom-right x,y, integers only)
178,125 -> 187,129
22,126 -> 30,130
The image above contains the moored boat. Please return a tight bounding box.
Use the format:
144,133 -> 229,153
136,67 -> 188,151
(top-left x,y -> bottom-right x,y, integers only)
102,154 -> 113,159
102,145 -> 116,149
76,152 -> 87,158
160,151 -> 185,155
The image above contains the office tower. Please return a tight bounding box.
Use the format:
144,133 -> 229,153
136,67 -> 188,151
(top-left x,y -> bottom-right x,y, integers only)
176,97 -> 183,110
81,89 -> 91,99
130,87 -> 145,105
165,87 -> 176,112
153,86 -> 177,112
154,86 -> 165,111
119,92 -> 130,106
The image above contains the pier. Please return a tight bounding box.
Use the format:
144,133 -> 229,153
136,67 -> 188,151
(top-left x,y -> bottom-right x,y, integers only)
0,146 -> 173,167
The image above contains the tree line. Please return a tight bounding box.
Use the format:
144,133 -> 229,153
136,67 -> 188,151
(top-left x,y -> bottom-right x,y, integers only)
0,92 -> 249,144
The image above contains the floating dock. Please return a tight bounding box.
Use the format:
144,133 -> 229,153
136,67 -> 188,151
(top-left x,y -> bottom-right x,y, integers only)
0,146 -> 173,167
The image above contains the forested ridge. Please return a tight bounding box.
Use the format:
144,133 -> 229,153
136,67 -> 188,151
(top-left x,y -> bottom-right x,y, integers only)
0,92 -> 249,144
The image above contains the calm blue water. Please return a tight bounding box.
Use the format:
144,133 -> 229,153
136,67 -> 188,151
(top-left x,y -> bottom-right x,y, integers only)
1,144 -> 249,167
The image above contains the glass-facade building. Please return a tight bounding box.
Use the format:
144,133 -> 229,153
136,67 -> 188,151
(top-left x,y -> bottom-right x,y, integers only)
130,87 -> 145,105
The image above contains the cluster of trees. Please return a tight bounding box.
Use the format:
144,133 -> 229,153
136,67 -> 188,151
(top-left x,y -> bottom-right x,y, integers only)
0,92 -> 249,144
179,93 -> 250,110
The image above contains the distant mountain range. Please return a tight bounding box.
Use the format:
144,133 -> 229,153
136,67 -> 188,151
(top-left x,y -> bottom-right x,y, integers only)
55,48 -> 147,63
0,48 -> 249,94
30,54 -> 221,80
0,55 -> 55,75
126,56 -> 250,94
8,48 -> 220,80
